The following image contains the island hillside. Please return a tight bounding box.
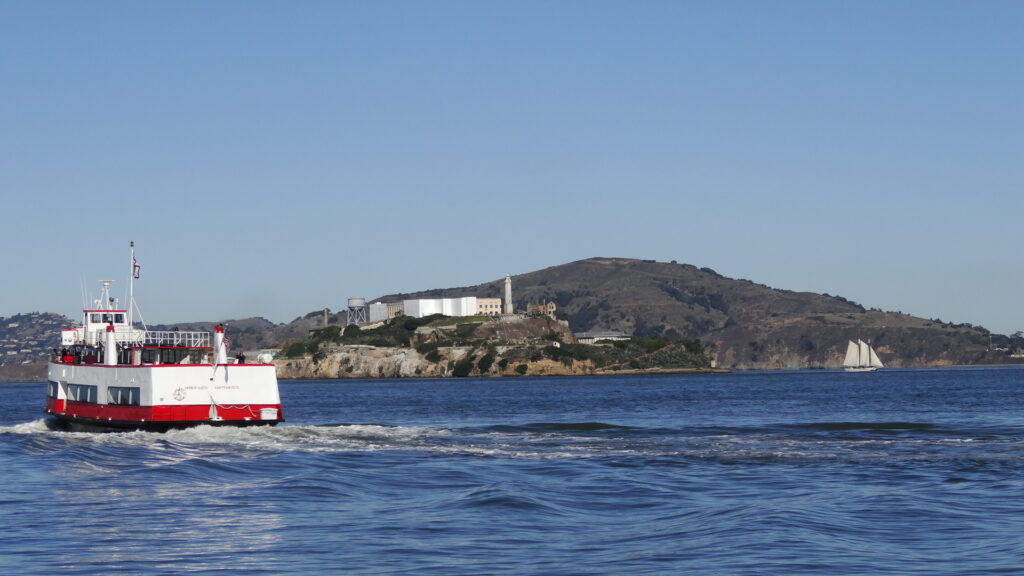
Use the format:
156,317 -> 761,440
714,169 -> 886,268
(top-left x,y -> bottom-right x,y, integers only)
374,257 -> 1018,370
3,257 -> 1021,380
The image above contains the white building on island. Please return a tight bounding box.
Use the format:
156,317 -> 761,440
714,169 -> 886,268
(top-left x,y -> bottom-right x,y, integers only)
368,301 -> 404,323
403,297 -> 478,318
352,274 -> 515,324
574,330 -> 630,345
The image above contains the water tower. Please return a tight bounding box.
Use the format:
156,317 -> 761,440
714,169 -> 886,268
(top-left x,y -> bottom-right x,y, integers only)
347,297 -> 368,325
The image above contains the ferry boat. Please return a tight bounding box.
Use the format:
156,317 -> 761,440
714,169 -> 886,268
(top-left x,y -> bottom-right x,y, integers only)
45,244 -> 284,432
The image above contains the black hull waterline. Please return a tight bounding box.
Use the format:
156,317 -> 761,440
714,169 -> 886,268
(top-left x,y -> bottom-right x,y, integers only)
46,413 -> 281,433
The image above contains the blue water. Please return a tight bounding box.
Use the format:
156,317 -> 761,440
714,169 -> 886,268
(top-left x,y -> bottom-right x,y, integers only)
2,368 -> 1024,575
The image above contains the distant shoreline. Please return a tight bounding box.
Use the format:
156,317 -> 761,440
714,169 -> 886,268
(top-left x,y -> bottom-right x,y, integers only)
9,363 -> 1024,384
590,367 -> 732,376
274,367 -> 733,381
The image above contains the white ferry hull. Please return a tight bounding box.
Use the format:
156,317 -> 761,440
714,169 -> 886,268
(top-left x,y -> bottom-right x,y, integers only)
45,360 -> 284,432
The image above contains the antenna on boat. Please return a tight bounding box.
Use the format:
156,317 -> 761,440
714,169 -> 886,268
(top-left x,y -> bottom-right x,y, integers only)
79,275 -> 88,312
96,280 -> 116,310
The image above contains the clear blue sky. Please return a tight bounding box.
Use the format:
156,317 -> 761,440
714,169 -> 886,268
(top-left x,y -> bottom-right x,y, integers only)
2,1 -> 1021,334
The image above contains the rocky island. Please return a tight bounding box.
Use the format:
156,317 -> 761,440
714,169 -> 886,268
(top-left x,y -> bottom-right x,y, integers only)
276,314 -> 719,379
3,257 -> 1022,381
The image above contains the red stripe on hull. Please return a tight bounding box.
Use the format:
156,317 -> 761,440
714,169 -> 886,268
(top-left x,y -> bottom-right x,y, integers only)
44,398 -> 284,432
47,414 -> 280,433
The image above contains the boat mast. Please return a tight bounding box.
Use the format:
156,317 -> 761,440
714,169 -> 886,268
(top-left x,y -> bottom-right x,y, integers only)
128,241 -> 135,328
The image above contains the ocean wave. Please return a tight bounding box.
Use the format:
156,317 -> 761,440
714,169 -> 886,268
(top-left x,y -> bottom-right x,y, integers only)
483,422 -> 635,433
790,421 -> 941,432
455,485 -> 566,514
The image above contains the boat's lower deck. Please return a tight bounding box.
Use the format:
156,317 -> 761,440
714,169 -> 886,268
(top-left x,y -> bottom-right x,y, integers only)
46,412 -> 280,433
44,396 -> 284,432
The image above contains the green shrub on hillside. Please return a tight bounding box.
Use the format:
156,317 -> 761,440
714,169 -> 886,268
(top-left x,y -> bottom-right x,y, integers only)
477,352 -> 496,373
310,325 -> 343,342
403,314 -> 446,331
635,337 -> 670,353
281,341 -> 307,358
416,341 -> 440,355
452,357 -> 475,377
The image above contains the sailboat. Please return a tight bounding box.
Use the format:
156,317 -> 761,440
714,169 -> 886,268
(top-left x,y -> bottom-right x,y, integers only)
843,339 -> 884,372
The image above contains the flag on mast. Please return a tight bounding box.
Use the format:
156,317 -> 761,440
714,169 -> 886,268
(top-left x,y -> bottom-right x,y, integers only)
133,256 -> 141,279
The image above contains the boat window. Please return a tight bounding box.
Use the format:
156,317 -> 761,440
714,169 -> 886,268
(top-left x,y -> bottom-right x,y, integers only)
114,313 -> 125,324
90,313 -> 102,323
139,347 -> 206,365
107,386 -> 140,406
47,381 -> 59,398
163,348 -> 190,364
68,384 -> 97,403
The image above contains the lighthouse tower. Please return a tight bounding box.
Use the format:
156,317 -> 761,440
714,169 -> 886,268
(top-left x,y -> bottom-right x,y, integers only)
503,274 -> 513,314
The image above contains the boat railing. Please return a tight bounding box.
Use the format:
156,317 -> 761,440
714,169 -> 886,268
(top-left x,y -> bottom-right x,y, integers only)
140,330 -> 211,348
69,326 -> 213,348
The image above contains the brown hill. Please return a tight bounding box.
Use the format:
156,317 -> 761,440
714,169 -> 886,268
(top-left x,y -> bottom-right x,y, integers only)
8,257 -> 1012,375
380,257 -> 1011,369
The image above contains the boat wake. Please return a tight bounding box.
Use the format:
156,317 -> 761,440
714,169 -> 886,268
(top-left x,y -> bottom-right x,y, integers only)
1,419 -> 54,434
4,418 -> 1023,467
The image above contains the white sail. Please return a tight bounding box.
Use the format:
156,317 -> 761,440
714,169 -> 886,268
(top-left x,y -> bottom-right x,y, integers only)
868,345 -> 884,368
858,340 -> 870,364
843,340 -> 860,367
844,339 -> 883,371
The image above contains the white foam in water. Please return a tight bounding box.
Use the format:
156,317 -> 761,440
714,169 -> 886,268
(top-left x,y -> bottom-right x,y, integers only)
143,423 -> 454,454
0,418 -> 634,459
145,424 -> 606,459
4,417 -> 1010,464
8,417 -> 966,463
0,421 -> 432,457
0,419 -> 53,435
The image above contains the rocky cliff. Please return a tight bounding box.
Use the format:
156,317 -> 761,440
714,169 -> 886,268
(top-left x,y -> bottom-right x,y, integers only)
277,345 -> 602,379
